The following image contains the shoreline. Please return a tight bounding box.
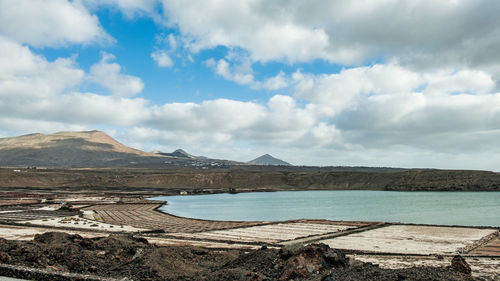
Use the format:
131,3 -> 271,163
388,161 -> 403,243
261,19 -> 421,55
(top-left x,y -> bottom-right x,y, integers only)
150,190 -> 500,228
0,192 -> 498,280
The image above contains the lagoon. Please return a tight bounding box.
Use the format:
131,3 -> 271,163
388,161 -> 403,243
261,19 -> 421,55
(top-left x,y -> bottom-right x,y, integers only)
153,190 -> 500,227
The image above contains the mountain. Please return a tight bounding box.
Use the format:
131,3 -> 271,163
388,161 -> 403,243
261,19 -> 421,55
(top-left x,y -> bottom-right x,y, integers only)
156,149 -> 199,159
0,130 -> 162,168
248,154 -> 292,166
0,130 -> 238,168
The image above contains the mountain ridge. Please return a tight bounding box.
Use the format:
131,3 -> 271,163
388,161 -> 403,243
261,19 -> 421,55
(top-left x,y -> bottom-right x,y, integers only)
248,154 -> 292,166
0,130 -> 238,168
156,149 -> 200,159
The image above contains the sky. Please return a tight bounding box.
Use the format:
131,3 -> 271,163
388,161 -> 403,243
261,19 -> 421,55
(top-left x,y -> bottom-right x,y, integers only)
1,0 -> 500,170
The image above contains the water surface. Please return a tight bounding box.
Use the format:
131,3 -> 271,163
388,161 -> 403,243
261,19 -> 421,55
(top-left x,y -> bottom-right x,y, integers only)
152,190 -> 500,227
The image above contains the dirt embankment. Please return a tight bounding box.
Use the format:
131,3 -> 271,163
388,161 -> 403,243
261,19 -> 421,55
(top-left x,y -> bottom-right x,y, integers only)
0,232 -> 477,281
0,168 -> 499,193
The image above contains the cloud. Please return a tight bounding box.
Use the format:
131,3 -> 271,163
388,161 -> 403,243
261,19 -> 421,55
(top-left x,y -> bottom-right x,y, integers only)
159,0 -> 500,68
292,64 -> 500,155
261,71 -> 289,91
161,0 -> 331,63
89,53 -> 144,97
2,36 -> 500,169
0,36 -> 85,98
205,58 -> 254,85
294,64 -> 422,114
205,54 -> 289,90
0,38 -> 149,129
83,0 -> 159,18
336,92 -> 500,152
0,0 -> 111,47
151,50 -> 174,67
2,0 -> 500,171
0,117 -> 89,136
148,99 -> 266,132
0,37 -> 323,151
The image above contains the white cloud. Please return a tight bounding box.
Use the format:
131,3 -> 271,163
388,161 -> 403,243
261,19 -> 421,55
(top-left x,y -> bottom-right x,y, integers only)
0,0 -> 110,47
151,50 -> 174,67
205,58 -> 254,85
167,33 -> 177,49
161,0 -> 331,63
89,53 -> 144,97
423,69 -> 495,95
159,0 -> 500,68
149,99 -> 266,132
2,1 -> 500,171
294,64 -> 422,114
0,117 -> 88,135
83,0 -> 158,18
262,71 -> 289,91
0,38 -> 149,130
0,36 -> 84,98
2,37 -> 499,169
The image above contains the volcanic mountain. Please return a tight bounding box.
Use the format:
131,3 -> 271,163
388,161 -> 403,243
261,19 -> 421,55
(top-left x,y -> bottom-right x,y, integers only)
0,130 -> 166,168
248,154 -> 292,166
156,149 -> 207,159
0,130 -> 240,168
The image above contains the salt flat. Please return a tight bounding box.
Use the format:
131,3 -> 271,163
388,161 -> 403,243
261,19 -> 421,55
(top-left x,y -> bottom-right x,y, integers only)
320,225 -> 497,255
168,222 -> 357,244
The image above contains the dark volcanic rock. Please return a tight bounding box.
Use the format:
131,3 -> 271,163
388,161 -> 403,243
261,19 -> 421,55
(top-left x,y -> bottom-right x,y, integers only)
0,232 -> 484,281
449,255 -> 472,274
280,244 -> 348,281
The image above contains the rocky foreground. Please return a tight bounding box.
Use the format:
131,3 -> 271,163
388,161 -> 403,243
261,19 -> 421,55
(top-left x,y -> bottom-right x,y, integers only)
0,232 -> 477,281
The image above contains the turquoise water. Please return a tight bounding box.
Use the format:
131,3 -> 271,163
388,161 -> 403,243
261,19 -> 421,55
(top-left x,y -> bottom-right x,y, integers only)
152,190 -> 500,227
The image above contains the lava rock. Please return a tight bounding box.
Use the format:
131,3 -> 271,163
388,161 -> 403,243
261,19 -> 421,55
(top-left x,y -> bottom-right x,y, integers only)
449,255 -> 471,274
280,243 -> 348,281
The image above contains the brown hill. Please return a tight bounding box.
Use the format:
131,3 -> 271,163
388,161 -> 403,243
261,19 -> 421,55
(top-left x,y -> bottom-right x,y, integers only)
0,130 -> 162,168
248,154 -> 291,166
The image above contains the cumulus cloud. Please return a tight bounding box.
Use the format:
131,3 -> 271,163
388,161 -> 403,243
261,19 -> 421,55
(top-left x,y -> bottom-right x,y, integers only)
89,53 -> 144,97
0,38 -> 149,130
2,36 -> 500,169
151,50 -> 174,67
205,58 -> 254,85
159,0 -> 500,68
290,64 -> 500,155
83,0 -> 158,18
2,0 -> 500,170
294,64 -> 422,114
0,0 -> 110,47
150,33 -> 182,67
261,71 -> 289,91
161,0 -> 331,63
0,36 -> 85,98
0,37 -> 325,153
